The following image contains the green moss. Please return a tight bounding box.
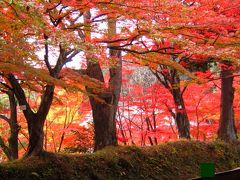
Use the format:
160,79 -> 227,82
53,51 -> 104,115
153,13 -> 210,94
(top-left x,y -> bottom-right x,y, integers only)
1,141 -> 240,179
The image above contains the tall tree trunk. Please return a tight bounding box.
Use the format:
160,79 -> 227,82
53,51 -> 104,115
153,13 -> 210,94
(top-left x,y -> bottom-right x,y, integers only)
6,42 -> 74,156
152,67 -> 191,139
86,46 -> 121,151
217,65 -> 237,142
0,90 -> 19,160
7,90 -> 19,159
6,73 -> 46,157
25,85 -> 54,156
8,74 -> 55,157
172,87 -> 190,139
84,11 -> 121,151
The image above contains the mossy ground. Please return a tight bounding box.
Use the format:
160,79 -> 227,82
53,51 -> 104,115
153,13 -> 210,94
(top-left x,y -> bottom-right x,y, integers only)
1,140 -> 240,180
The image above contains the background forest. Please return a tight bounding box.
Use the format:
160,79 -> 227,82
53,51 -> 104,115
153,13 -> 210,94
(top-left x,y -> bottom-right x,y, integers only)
0,0 -> 240,162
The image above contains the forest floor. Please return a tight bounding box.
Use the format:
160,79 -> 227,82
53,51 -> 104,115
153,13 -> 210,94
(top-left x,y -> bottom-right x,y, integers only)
0,140 -> 240,180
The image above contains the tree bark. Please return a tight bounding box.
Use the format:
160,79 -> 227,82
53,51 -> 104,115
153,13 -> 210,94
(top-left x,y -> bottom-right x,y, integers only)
7,74 -> 55,157
84,11 -> 121,151
6,44 -> 75,156
171,87 -> 190,139
217,65 -> 237,142
25,85 -> 54,156
152,67 -> 191,139
26,116 -> 45,156
7,90 -> 19,159
86,48 -> 121,151
0,89 -> 19,160
89,97 -> 118,150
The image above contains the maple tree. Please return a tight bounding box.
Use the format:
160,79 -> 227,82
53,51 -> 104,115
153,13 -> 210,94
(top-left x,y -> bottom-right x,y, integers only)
150,58 -> 191,139
117,72 -> 221,146
48,0 -> 192,150
0,1 -> 81,156
82,11 -> 122,150
0,0 -> 240,160
126,0 -> 240,142
177,0 -> 240,142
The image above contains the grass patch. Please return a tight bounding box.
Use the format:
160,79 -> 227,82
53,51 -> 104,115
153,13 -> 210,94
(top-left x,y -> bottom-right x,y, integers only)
1,140 -> 240,179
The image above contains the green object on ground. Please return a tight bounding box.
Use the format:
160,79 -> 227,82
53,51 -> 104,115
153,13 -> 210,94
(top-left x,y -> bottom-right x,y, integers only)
200,163 -> 215,177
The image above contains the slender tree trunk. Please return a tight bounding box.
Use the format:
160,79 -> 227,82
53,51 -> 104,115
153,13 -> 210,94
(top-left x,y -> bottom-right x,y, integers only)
172,87 -> 191,139
145,117 -> 154,146
7,90 -> 19,159
58,110 -> 68,152
0,90 -> 19,160
117,109 -> 127,145
0,136 -> 11,160
152,112 -> 158,145
217,65 -> 237,142
152,67 -> 190,139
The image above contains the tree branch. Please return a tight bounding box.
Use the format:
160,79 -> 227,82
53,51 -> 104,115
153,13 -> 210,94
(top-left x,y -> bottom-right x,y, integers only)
6,74 -> 35,121
109,46 -> 179,55
0,136 -> 11,160
44,34 -> 53,74
0,114 -> 10,124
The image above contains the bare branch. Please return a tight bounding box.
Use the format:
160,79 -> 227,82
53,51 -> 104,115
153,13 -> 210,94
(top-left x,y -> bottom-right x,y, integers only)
45,0 -> 62,12
181,85 -> 188,96
91,13 -> 109,22
0,82 -> 12,91
0,136 -> 11,159
109,46 -> 180,55
71,12 -> 84,24
44,34 -> 53,74
66,50 -> 80,62
0,114 -> 10,123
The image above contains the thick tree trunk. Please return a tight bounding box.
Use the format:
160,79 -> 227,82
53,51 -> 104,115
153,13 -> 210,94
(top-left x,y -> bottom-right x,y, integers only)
217,66 -> 237,142
25,85 -> 54,156
172,88 -> 191,139
7,74 -> 55,157
85,59 -> 118,151
25,117 -> 45,156
86,53 -> 121,151
89,97 -> 117,150
84,12 -> 121,151
8,123 -> 19,160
